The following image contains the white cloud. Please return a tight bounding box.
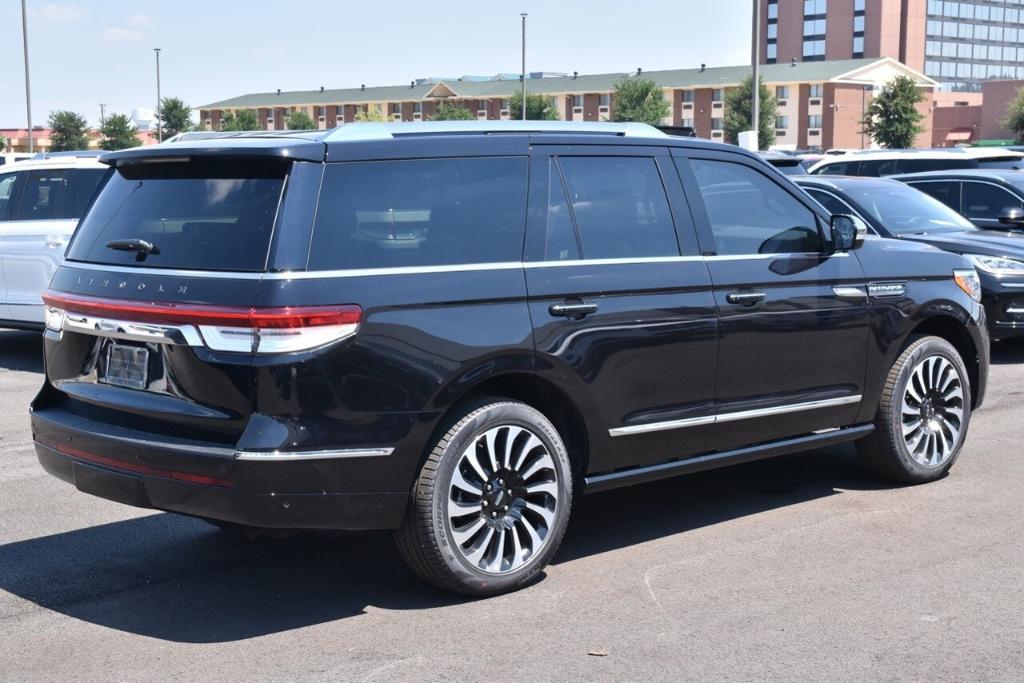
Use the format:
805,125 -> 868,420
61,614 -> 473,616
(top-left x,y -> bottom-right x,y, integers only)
127,14 -> 153,29
33,3 -> 87,23
101,27 -> 145,43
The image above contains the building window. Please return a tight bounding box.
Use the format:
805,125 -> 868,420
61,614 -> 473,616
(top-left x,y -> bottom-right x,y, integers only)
572,95 -> 583,108
767,23 -> 777,39
681,118 -> 694,128
776,85 -> 790,99
804,18 -> 826,37
853,36 -> 864,56
599,94 -> 611,107
803,39 -> 825,59
809,84 -> 824,98
768,1 -> 778,20
413,102 -> 422,113
390,103 -> 402,114
681,90 -> 694,103
775,115 -> 789,129
767,44 -> 778,61
711,118 -> 723,130
853,15 -> 865,33
854,0 -> 865,11
803,0 -> 826,17
712,89 -> 724,102
808,114 -> 822,129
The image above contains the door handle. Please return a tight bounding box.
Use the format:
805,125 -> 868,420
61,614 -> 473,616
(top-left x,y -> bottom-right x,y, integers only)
726,291 -> 766,306
549,302 -> 598,319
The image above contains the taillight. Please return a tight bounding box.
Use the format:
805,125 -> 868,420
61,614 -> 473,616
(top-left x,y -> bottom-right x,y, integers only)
42,291 -> 362,354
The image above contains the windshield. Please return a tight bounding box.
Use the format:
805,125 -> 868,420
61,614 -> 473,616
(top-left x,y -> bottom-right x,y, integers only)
66,158 -> 287,272
844,183 -> 976,235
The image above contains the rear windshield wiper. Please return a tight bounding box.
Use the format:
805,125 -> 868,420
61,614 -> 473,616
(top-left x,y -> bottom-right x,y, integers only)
105,238 -> 160,261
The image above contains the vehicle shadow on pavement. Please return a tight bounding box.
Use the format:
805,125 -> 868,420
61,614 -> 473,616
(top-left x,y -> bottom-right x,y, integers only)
0,330 -> 43,373
990,339 -> 1024,365
0,444 -> 888,643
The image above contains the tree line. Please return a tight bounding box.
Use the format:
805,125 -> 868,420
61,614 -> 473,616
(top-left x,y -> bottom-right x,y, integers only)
44,97 -> 195,151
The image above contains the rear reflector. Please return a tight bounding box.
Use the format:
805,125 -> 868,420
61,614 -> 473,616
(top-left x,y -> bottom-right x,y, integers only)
42,290 -> 362,354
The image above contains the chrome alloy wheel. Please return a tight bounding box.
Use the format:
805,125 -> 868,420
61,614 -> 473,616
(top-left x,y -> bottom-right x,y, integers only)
447,425 -> 560,575
901,355 -> 965,467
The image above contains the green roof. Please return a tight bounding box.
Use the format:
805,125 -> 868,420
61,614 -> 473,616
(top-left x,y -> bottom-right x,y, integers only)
200,58 -> 903,110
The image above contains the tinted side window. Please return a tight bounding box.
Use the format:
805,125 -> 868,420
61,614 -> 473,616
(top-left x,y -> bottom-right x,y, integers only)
0,172 -> 21,221
908,181 -> 960,212
896,158 -> 975,173
309,157 -> 528,271
14,169 -> 72,220
814,160 -> 860,176
557,156 -> 678,259
691,159 -> 822,256
961,182 -> 1023,219
806,188 -> 854,216
71,169 -> 109,217
858,159 -> 899,177
544,161 -> 581,261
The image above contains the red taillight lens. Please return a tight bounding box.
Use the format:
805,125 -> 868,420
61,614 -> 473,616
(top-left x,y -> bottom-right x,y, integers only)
42,290 -> 362,353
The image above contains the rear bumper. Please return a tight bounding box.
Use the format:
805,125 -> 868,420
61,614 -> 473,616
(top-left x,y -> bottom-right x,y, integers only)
31,406 -> 408,530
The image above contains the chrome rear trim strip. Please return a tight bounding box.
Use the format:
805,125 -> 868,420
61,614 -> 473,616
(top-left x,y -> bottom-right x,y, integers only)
608,394 -> 862,437
234,447 -> 394,461
62,313 -> 201,346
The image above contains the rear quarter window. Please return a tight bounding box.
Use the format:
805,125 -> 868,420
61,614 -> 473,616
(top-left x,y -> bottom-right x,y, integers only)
895,158 -> 976,174
308,157 -> 528,271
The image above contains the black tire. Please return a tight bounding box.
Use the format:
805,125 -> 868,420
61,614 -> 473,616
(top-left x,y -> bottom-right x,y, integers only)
395,397 -> 573,596
857,335 -> 972,484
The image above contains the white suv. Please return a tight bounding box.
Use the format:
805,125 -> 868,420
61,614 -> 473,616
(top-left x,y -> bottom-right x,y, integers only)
0,154 -> 108,328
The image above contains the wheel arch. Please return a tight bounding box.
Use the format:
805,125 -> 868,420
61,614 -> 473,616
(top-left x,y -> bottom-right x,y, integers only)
907,314 -> 982,408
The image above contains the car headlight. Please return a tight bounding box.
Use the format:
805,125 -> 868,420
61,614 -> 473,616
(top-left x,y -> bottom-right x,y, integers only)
954,269 -> 982,303
966,253 -> 1024,274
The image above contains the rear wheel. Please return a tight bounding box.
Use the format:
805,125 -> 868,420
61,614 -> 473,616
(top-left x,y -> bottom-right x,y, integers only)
857,335 -> 971,484
395,398 -> 573,596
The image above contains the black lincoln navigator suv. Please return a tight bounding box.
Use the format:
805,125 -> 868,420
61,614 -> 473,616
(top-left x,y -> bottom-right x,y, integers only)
32,122 -> 989,596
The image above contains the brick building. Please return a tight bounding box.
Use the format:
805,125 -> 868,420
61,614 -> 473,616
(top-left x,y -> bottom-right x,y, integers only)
760,0 -> 1024,92
199,57 -> 936,151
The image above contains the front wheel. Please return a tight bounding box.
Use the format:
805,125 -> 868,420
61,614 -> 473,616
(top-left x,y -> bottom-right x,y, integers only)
857,335 -> 972,484
395,398 -> 573,596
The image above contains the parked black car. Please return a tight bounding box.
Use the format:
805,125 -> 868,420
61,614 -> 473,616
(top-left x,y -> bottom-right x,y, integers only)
891,170 -> 1024,232
32,122 -> 988,596
796,175 -> 1024,341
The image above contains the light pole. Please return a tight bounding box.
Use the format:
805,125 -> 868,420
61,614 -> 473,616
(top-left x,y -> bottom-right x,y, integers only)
21,0 -> 33,153
154,48 -> 162,142
751,0 -> 760,148
99,103 -> 107,128
521,13 -> 527,121
861,84 -> 871,149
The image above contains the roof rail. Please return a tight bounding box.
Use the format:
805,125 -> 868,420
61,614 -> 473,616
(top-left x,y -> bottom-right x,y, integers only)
323,120 -> 667,142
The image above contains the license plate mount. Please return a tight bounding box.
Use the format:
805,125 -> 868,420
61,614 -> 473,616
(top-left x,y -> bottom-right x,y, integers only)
100,343 -> 149,390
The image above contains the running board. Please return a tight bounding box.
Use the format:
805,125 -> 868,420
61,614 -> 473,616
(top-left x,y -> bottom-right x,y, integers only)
583,423 -> 874,494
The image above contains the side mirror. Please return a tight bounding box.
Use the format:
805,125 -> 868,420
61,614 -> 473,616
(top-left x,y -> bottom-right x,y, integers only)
998,206 -> 1024,227
830,214 -> 867,252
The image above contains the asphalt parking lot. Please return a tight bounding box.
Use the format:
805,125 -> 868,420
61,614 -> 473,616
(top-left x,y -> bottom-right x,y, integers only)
1,329 -> 1022,680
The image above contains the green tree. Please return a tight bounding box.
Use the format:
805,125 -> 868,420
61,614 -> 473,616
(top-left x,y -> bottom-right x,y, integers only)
285,109 -> 316,130
1002,86 -> 1024,144
430,102 -> 476,121
221,109 -> 260,131
861,75 -> 925,149
48,110 -> 90,151
99,113 -> 141,150
611,78 -> 670,125
723,76 -> 778,150
354,106 -> 388,122
159,97 -> 193,138
509,93 -> 559,121
0,135 -> 7,151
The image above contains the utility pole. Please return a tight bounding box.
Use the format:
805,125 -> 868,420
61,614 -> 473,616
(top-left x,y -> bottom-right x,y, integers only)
99,104 -> 107,128
154,48 -> 162,142
521,13 -> 527,121
751,0 -> 760,149
21,0 -> 33,153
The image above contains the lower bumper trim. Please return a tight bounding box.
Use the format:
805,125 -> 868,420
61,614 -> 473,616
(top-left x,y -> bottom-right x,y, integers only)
234,447 -> 394,461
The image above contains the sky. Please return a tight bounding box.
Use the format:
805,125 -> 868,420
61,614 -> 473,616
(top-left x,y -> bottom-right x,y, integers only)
1,0 -> 751,129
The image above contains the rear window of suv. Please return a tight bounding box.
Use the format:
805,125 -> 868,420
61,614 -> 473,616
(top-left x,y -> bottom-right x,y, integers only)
308,157 -> 528,271
66,158 -> 286,272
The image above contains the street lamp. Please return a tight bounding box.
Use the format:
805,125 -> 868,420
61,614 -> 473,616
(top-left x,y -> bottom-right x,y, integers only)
154,48 -> 162,142
520,13 -> 527,121
21,0 -> 33,153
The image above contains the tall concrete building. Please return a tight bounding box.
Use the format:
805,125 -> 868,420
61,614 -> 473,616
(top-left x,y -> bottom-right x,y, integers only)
760,0 -> 1024,91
